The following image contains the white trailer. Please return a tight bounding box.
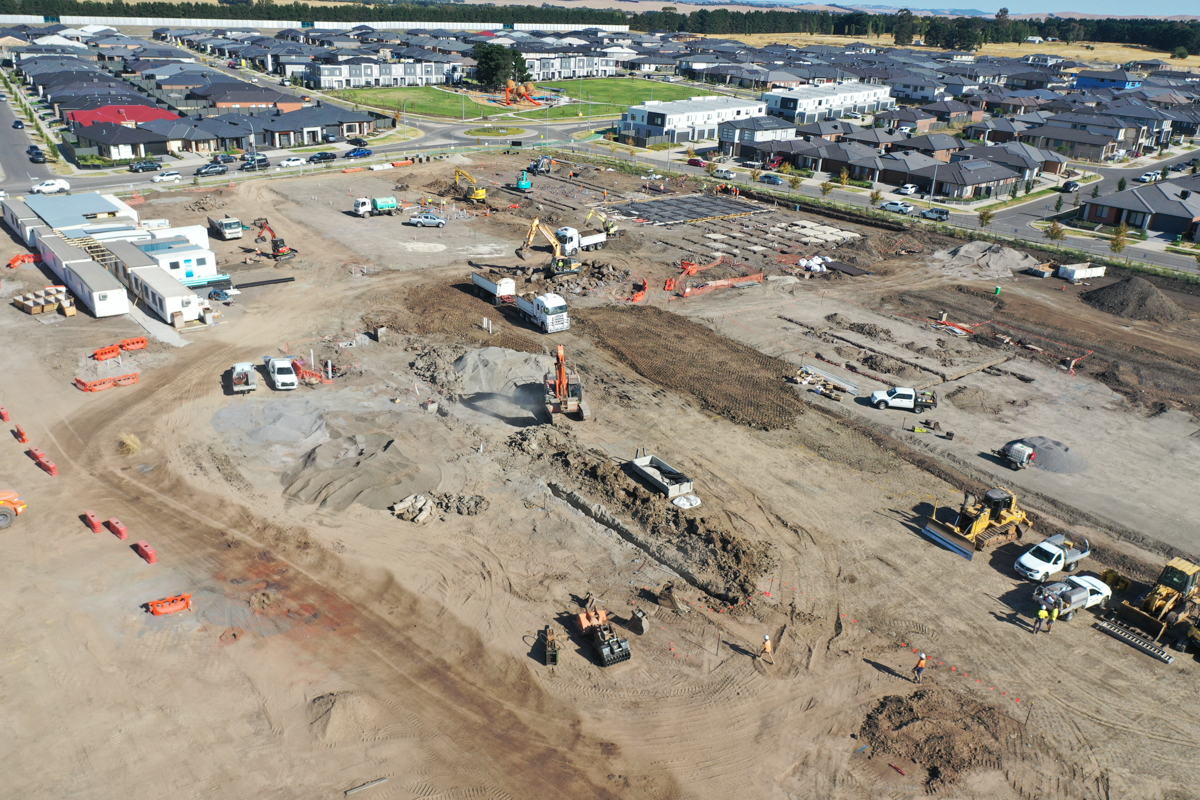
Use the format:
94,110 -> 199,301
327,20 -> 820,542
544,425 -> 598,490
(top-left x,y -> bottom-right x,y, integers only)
470,272 -> 569,333
61,259 -> 129,317
556,226 -> 607,255
629,451 -> 695,499
1057,263 -> 1105,283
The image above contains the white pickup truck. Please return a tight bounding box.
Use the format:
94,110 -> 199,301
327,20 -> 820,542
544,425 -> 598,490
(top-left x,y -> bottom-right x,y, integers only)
1015,533 -> 1091,582
869,387 -> 938,412
229,362 -> 259,393
470,272 -> 570,333
263,356 -> 299,390
1033,575 -> 1111,621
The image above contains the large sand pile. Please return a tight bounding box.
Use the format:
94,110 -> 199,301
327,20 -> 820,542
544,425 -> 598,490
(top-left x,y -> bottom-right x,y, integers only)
211,398 -> 328,455
931,241 -> 1040,280
284,433 -> 433,510
454,346 -> 553,396
1081,277 -> 1181,323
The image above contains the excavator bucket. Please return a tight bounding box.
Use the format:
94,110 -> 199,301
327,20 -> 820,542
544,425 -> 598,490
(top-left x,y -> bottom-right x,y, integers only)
919,518 -> 978,560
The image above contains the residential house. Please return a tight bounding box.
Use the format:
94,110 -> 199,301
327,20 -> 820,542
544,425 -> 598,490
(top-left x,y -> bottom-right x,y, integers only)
761,83 -> 894,124
1018,125 -> 1118,161
718,115 -> 796,157
890,132 -> 965,162
794,120 -> 852,141
1074,70 -> 1143,90
919,99 -> 983,125
873,107 -> 937,133
73,122 -> 169,160
138,117 -> 220,154
909,159 -> 1021,199
622,96 -> 766,143
66,105 -> 180,128
954,141 -> 1068,180
1080,175 -> 1200,240
839,125 -> 908,151
962,117 -> 1030,144
887,78 -> 947,103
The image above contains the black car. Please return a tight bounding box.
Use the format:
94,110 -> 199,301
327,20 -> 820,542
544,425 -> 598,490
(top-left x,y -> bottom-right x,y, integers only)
26,145 -> 41,155
1061,180 -> 1080,192
129,160 -> 161,173
1171,163 -> 1187,172
195,163 -> 228,177
29,152 -> 46,163
11,120 -> 23,129
307,151 -> 336,163
212,154 -> 237,164
238,160 -> 269,172
347,137 -> 368,148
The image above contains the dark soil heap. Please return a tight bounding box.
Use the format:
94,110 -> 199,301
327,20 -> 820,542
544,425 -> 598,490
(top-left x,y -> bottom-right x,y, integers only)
1081,277 -> 1181,323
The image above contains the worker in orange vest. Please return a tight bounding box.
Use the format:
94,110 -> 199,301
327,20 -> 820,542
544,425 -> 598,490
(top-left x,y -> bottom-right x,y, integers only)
912,653 -> 927,684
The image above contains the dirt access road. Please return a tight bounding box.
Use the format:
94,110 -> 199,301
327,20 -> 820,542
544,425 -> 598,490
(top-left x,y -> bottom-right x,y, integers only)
1,157 -> 1197,800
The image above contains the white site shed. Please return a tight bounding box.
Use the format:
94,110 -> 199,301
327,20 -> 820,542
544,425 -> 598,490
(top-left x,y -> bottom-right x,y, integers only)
105,239 -> 205,324
2,197 -> 47,247
36,235 -> 93,282
135,235 -> 217,281
61,259 -> 130,317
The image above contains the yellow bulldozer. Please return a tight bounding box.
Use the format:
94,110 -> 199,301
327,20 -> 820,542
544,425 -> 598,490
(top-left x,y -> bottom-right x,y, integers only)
919,487 -> 1029,560
453,167 -> 486,203
1097,557 -> 1200,663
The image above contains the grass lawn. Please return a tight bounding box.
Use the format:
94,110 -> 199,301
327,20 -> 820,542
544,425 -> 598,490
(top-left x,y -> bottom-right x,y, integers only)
533,77 -> 718,106
509,103 -> 625,121
464,126 -> 527,137
339,86 -> 491,120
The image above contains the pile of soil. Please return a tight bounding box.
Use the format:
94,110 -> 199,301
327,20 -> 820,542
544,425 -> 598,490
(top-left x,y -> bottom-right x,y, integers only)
184,194 -> 227,213
946,386 -> 998,414
285,434 -> 431,511
932,241 -> 1039,280
860,689 -> 1016,791
575,305 -> 804,430
859,353 -> 921,379
411,347 -> 466,400
1012,436 -> 1088,473
454,346 -> 551,396
505,426 -> 773,602
366,283 -> 544,356
825,313 -> 895,342
429,493 -> 489,515
1081,277 -> 1182,323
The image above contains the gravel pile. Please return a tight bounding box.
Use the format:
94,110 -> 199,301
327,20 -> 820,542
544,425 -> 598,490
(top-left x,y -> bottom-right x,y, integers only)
1014,436 -> 1088,474
454,346 -> 553,396
932,242 -> 1039,280
1081,277 -> 1181,323
211,398 -> 328,453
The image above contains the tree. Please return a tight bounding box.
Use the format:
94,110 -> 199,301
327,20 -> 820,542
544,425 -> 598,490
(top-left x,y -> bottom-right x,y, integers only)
1091,184 -> 1100,198
893,9 -> 915,47
789,176 -> 801,190
995,7 -> 1009,19
1161,164 -> 1170,179
1173,46 -> 1189,59
978,208 -> 995,228
869,189 -> 882,205
705,161 -> 718,176
686,144 -> 696,159
838,167 -> 850,186
1024,179 -> 1034,195
1072,192 -> 1080,208
471,43 -> 529,87
1110,222 -> 1130,254
819,181 -> 834,196
778,162 -> 793,175
1118,177 -> 1127,192
750,168 -> 761,182
1044,220 -> 1065,241
1010,183 -> 1019,200
1054,195 -> 1064,213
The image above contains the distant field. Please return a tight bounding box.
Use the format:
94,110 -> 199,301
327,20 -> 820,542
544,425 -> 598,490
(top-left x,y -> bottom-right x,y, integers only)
341,86 -> 493,119
533,77 -> 717,106
727,32 -> 1199,69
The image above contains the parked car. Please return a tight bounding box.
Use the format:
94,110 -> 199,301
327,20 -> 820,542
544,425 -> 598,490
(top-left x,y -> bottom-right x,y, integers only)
1061,180 -> 1080,192
761,175 -> 785,185
897,183 -> 919,195
919,207 -> 949,221
11,120 -> 23,129
279,157 -> 305,167
687,157 -> 707,167
409,212 -> 447,228
347,137 -> 368,147
843,111 -> 863,120
195,163 -> 227,177
879,200 -> 914,214
238,160 -> 269,172
129,160 -> 161,173
212,154 -> 237,164
344,148 -> 371,159
1171,163 -> 1187,172
1188,157 -> 1199,167
713,168 -> 736,179
26,145 -> 41,155
151,170 -> 182,183
322,133 -> 338,143
29,152 -> 46,164
1136,172 -> 1159,183
308,151 -> 336,163
30,179 -> 69,194
0,93 -> 8,101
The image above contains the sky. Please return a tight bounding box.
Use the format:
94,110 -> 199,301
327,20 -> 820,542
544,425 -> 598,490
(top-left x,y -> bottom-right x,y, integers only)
846,0 -> 1197,15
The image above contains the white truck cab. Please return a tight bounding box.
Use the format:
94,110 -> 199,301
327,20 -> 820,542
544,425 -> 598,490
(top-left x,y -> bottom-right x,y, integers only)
263,357 -> 299,390
1015,534 -> 1091,582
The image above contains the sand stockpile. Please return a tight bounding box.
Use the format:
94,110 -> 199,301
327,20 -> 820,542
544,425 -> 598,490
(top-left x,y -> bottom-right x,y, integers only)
1011,435 -> 1088,473
211,398 -> 328,454
285,433 -> 434,510
932,241 -> 1039,280
455,347 -> 553,396
1081,277 -> 1181,323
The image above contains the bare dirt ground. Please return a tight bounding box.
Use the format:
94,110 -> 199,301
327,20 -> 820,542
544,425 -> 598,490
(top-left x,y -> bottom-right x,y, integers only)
1,154 -> 1198,800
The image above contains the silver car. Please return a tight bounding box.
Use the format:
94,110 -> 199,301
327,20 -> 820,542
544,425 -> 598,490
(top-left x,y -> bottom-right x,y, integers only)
409,212 -> 446,228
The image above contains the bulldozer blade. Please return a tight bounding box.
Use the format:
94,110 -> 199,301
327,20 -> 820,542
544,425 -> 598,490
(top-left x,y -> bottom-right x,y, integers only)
919,519 -> 977,560
1094,618 -> 1175,664
1109,600 -> 1170,642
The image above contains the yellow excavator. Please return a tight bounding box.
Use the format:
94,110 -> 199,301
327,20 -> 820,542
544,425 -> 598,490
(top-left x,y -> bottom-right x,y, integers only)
919,487 -> 1029,560
1097,558 -> 1200,663
453,167 -> 486,203
585,209 -> 620,237
516,218 -> 582,276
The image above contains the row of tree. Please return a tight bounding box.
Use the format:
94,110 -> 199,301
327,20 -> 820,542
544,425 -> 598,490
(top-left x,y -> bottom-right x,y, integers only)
4,0 -> 1199,57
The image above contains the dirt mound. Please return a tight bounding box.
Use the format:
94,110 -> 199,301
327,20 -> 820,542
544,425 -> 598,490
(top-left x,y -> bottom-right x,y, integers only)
932,241 -> 1039,280
946,385 -> 997,414
211,398 -> 328,455
411,347 -> 466,400
307,692 -> 385,743
430,492 -> 489,515
454,346 -> 552,396
575,305 -> 804,430
285,434 -> 431,511
366,283 -> 544,356
860,689 -> 1017,791
1081,277 -> 1181,323
1012,435 -> 1088,473
825,313 -> 895,342
184,194 -> 227,213
859,353 -> 921,379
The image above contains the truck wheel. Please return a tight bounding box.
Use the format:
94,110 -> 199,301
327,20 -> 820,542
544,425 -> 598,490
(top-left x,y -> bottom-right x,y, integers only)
874,400 -> 887,410
1066,561 -> 1078,572
0,507 -> 13,529
1063,610 -> 1075,622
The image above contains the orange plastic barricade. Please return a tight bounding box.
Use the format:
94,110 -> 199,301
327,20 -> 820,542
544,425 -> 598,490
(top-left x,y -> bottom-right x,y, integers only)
391,160 -> 414,167
93,345 -> 120,361
84,511 -> 102,533
136,540 -> 157,564
114,373 -> 140,386
0,406 -> 9,421
75,377 -> 116,392
664,278 -> 677,292
107,518 -> 129,540
148,594 -> 191,615
341,167 -> 365,173
14,425 -> 28,443
119,337 -> 147,351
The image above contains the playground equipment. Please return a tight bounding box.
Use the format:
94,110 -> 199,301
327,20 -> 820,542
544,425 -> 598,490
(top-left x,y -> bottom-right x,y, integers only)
505,80 -> 542,107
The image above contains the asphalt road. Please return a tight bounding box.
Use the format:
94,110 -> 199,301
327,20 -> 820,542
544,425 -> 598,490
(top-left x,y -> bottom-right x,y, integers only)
0,96 -> 53,191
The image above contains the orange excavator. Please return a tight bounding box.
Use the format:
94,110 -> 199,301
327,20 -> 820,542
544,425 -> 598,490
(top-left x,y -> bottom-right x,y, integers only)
252,217 -> 296,261
544,345 -> 590,422
505,79 -> 542,106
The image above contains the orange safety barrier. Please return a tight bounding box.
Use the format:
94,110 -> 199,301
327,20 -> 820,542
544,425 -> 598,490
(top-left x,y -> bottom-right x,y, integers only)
341,167 -> 365,173
391,160 -> 413,167
114,373 -> 140,386
84,511 -> 102,533
148,594 -> 191,615
119,337 -> 147,351
108,518 -> 129,540
664,277 -> 677,292
136,540 -> 157,564
93,345 -> 120,361
7,254 -> 41,269
0,406 -> 9,421
292,359 -> 333,384
75,377 -> 116,392
14,425 -> 28,443
28,448 -> 57,476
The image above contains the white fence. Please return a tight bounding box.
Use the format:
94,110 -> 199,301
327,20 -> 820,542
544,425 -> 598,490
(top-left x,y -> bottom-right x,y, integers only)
312,21 -> 501,30
512,24 -> 629,31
